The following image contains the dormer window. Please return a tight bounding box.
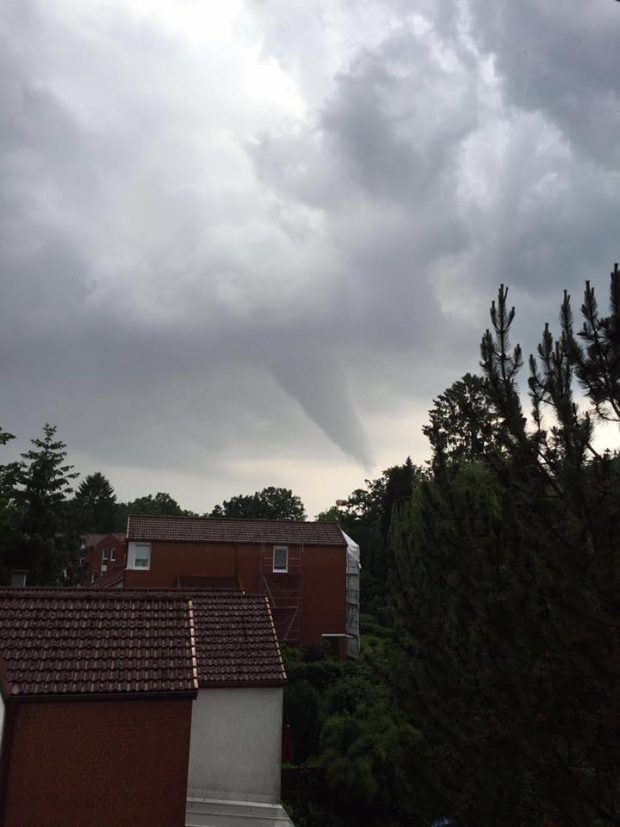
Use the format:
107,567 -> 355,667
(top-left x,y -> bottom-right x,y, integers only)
128,542 -> 151,570
272,546 -> 288,573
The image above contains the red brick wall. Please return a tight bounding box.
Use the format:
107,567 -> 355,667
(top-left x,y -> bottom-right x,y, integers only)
3,697 -> 193,827
123,541 -> 347,648
84,535 -> 127,584
300,546 -> 347,645
124,542 -> 261,590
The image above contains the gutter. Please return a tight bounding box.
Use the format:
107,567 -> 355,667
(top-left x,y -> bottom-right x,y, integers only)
7,690 -> 198,705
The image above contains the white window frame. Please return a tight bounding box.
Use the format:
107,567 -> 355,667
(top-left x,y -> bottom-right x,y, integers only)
272,545 -> 288,573
128,542 -> 152,570
110,548 -> 116,562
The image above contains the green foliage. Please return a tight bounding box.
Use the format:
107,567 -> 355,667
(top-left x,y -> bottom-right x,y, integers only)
0,427 -> 17,582
73,472 -> 117,532
9,424 -> 82,585
392,266 -> 620,826
126,491 -> 191,517
211,486 -> 306,520
423,373 -> 503,470
318,460 -> 421,617
282,637 -> 423,827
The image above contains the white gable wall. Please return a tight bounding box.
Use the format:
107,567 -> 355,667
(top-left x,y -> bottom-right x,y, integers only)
188,687 -> 283,804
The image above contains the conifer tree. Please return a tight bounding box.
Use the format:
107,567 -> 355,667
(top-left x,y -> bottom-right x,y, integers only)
392,265 -> 620,826
73,472 -> 117,533
11,424 -> 81,585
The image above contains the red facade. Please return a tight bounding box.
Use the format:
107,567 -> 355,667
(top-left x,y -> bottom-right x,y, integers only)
121,516 -> 349,649
2,697 -> 193,827
124,540 -> 346,647
81,533 -> 127,584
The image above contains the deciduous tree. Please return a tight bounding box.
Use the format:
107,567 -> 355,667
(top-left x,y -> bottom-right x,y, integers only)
211,486 -> 306,521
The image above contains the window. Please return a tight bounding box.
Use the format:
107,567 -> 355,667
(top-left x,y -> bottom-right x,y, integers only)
273,546 -> 288,573
128,542 -> 151,570
110,548 -> 116,562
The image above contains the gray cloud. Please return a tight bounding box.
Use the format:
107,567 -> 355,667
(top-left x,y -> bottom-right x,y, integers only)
0,0 -> 618,513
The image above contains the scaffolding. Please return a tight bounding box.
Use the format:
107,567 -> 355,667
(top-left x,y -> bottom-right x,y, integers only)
343,531 -> 361,658
260,543 -> 304,644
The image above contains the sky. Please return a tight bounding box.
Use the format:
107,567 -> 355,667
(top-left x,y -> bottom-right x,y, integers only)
1,0 -> 619,518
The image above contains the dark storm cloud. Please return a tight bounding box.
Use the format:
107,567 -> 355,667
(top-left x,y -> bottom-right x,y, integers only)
1,0 -> 618,511
467,0 -> 620,167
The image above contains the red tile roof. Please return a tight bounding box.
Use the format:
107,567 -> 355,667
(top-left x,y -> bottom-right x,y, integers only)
92,568 -> 126,588
0,588 -> 286,697
188,591 -> 286,687
0,589 -> 197,698
127,515 -> 346,546
81,533 -> 125,547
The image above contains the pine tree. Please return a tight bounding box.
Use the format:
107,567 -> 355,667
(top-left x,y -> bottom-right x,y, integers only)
73,472 -> 117,532
392,266 -> 620,825
11,424 -> 81,585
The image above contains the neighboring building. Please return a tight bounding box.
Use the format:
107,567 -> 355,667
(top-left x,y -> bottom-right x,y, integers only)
185,590 -> 292,827
80,532 -> 127,584
0,589 -> 197,827
0,588 -> 295,827
103,515 -> 358,655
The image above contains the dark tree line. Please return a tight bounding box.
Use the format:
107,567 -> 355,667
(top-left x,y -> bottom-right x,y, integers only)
0,425 -> 309,585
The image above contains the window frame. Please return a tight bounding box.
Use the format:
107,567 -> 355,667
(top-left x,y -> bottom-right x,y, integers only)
128,542 -> 152,571
272,545 -> 289,573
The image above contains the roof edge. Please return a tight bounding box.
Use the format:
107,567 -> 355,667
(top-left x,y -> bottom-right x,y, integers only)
198,680 -> 287,689
7,689 -> 198,703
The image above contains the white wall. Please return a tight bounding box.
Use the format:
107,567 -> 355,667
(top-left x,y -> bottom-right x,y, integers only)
187,687 -> 283,804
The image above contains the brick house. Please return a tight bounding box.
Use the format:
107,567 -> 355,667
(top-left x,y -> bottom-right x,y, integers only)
80,532 -> 127,584
107,515 -> 360,655
184,589 -> 292,826
0,589 -> 197,827
0,588 -> 295,827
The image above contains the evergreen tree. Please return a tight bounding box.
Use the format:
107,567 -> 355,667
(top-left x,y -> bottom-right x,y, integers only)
73,472 -> 117,532
0,427 -> 18,583
318,461 -> 421,615
10,424 -> 82,585
392,266 -> 620,826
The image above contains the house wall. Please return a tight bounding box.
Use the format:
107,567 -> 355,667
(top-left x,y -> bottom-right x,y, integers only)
187,687 -> 283,804
124,541 -> 348,648
84,534 -> 127,584
300,546 -> 347,645
0,691 -> 4,745
124,542 -> 261,591
2,697 -> 193,827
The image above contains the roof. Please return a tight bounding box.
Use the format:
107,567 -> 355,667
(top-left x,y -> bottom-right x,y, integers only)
81,533 -> 125,547
92,568 -> 125,588
188,591 -> 286,686
127,514 -> 347,546
0,588 -> 285,697
0,589 -> 197,699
